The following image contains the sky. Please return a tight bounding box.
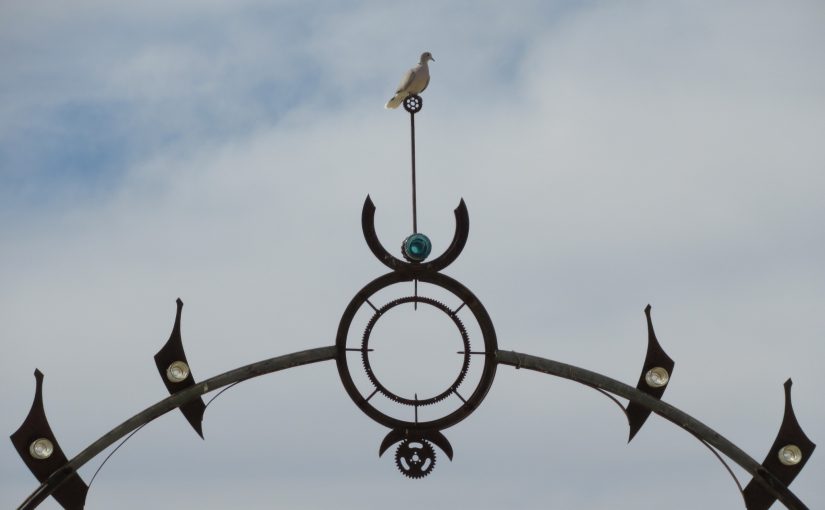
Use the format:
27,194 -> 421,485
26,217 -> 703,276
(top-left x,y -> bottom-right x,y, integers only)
1,0 -> 824,508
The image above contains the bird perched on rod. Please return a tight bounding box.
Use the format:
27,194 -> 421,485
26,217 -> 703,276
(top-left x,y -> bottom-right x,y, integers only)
385,52 -> 435,109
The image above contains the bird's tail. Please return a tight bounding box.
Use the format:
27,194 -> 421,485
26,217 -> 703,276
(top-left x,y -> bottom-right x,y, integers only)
385,93 -> 405,109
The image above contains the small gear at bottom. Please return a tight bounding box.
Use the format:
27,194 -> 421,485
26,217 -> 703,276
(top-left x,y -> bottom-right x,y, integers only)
395,439 -> 436,479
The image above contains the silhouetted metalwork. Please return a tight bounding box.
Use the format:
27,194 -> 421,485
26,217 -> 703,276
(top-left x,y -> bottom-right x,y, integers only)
361,195 -> 469,274
336,196 -> 498,477
10,370 -> 88,510
626,304 -> 675,441
14,347 -> 337,510
361,296 -> 471,406
494,350 -> 812,510
13,340 -> 814,509
405,94 -> 422,233
743,380 -> 816,509
395,439 -> 436,479
153,298 -> 206,438
403,94 -> 422,114
9,91 -> 817,509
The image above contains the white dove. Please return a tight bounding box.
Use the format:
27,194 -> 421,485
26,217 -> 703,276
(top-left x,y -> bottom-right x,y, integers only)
385,52 -> 435,109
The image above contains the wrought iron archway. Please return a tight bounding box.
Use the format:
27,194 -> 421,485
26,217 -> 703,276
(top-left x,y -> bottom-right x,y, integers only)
10,95 -> 815,510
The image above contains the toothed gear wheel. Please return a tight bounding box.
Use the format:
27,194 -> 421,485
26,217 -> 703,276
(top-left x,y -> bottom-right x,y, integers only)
361,296 -> 470,406
395,439 -> 436,479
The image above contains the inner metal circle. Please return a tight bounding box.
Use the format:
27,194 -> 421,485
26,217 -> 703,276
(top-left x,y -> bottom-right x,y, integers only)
361,296 -> 470,406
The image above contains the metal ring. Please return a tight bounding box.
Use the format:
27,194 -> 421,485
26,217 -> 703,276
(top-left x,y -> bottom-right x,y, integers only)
360,296 -> 471,407
335,271 -> 498,431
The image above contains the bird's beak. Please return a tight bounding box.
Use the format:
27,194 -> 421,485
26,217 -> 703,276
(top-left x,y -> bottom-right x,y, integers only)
430,56 -> 435,62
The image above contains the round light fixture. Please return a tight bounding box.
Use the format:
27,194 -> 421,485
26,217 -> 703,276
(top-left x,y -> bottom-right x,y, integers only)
778,444 -> 802,466
29,438 -> 54,460
166,361 -> 190,383
644,367 -> 670,388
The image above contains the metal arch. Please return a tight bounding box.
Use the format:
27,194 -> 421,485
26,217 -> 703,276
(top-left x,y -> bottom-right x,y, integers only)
14,346 -> 809,509
495,350 -> 808,510
16,346 -> 337,510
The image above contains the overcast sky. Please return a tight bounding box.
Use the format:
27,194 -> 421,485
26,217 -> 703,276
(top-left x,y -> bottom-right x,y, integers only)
1,1 -> 823,509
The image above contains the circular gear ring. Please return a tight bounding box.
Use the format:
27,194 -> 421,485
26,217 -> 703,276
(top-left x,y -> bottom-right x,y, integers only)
336,271 -> 498,432
395,439 -> 436,479
361,296 -> 470,407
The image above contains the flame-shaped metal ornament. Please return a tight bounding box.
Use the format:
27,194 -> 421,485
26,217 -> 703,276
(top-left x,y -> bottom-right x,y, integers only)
626,305 -> 676,441
10,370 -> 89,510
742,379 -> 816,509
153,298 -> 207,438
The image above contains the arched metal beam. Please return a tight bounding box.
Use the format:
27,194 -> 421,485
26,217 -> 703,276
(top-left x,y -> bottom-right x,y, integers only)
17,346 -> 808,510
16,346 -> 337,510
496,349 -> 807,510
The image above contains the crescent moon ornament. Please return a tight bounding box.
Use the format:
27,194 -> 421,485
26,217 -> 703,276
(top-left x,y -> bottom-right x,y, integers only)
336,197 -> 498,477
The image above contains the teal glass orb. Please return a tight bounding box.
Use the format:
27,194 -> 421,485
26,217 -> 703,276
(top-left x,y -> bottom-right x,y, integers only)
402,233 -> 432,262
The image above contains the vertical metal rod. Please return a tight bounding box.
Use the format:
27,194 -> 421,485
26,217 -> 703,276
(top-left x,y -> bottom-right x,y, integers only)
410,109 -> 419,310
410,110 -> 418,234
